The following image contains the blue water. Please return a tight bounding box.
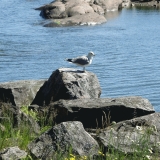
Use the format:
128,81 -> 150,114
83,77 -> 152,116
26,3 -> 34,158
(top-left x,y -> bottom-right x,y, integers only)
0,0 -> 160,111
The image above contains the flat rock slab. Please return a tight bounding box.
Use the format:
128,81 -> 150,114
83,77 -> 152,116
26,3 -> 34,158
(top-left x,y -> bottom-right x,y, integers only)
28,121 -> 99,159
47,96 -> 155,128
98,112 -> 160,154
0,146 -> 27,160
131,0 -> 160,8
32,68 -> 101,106
44,12 -> 107,27
0,80 -> 46,107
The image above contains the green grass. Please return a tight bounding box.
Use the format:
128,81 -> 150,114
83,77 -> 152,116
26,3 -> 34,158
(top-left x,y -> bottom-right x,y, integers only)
0,106 -> 160,160
0,115 -> 36,150
0,105 -> 51,150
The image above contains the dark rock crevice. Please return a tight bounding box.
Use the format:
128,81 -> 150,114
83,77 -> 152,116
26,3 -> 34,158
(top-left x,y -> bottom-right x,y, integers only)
0,88 -> 15,106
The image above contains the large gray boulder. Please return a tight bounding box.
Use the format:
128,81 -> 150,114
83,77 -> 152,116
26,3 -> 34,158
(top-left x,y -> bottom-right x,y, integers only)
94,0 -> 123,11
0,146 -> 27,160
67,1 -> 94,16
36,0 -> 123,27
0,80 -> 46,107
28,121 -> 99,159
98,112 -> 160,155
32,68 -> 101,106
46,96 -> 155,128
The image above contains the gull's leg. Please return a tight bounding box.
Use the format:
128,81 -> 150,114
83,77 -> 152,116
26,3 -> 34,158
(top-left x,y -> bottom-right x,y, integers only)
83,67 -> 85,72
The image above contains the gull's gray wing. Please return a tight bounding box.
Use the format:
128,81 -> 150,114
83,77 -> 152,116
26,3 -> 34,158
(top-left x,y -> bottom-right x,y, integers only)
72,56 -> 89,65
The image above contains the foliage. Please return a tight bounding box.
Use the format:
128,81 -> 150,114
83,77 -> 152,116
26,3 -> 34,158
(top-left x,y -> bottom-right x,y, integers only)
0,116 -> 36,150
0,106 -> 160,159
20,106 -> 38,121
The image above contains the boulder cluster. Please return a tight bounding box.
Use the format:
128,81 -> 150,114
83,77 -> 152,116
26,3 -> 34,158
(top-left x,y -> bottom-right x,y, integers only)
0,68 -> 160,159
36,0 -> 123,27
36,0 -> 160,27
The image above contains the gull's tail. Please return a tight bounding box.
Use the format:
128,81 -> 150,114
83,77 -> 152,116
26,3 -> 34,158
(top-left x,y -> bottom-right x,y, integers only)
65,58 -> 73,62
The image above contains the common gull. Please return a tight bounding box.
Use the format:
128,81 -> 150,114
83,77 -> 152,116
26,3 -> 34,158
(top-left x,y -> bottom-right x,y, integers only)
65,51 -> 95,71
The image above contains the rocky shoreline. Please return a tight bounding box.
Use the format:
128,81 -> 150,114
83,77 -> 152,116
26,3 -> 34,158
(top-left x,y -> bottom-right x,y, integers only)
0,68 -> 160,159
35,0 -> 160,27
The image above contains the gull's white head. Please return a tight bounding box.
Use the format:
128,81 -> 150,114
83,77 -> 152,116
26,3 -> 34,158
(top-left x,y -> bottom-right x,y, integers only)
88,51 -> 95,57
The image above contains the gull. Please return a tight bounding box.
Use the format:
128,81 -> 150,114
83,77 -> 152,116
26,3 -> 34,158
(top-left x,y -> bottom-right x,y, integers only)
65,51 -> 95,71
